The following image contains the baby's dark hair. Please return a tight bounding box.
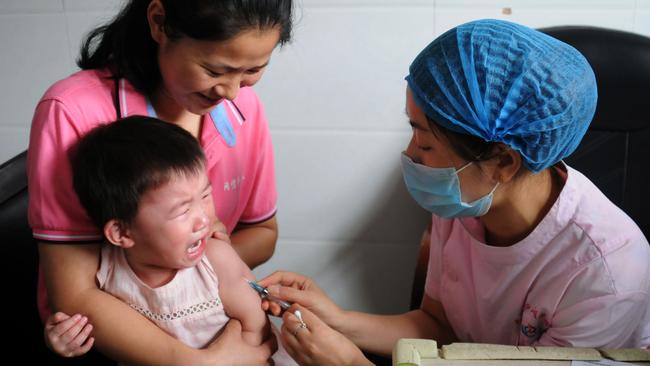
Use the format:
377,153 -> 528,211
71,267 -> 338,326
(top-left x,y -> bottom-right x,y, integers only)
72,116 -> 206,228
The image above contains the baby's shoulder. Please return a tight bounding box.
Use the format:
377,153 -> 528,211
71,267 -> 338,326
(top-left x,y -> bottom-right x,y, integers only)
204,238 -> 247,277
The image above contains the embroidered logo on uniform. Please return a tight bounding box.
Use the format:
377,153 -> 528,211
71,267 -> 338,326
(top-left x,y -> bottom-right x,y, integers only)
516,303 -> 550,343
224,176 -> 245,191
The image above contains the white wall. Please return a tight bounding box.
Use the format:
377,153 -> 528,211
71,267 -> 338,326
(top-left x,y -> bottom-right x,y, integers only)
2,0 -> 649,315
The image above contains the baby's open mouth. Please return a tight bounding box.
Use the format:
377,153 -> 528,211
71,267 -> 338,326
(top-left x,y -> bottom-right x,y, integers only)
188,238 -> 202,254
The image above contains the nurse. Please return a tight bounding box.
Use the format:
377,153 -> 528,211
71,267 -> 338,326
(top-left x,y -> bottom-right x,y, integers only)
29,0 -> 292,364
259,19 -> 650,365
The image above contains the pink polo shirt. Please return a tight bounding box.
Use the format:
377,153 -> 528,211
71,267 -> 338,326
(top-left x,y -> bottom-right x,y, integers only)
28,69 -> 276,241
28,69 -> 277,318
425,163 -> 650,348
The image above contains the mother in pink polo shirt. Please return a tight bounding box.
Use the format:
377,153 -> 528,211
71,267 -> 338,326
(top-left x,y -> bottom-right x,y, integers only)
259,19 -> 650,365
28,0 -> 292,364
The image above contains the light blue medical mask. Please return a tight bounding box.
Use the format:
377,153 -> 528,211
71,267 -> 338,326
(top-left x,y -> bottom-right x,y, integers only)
400,153 -> 499,218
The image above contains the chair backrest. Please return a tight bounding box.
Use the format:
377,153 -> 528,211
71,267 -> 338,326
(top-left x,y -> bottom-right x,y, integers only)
0,151 -> 31,244
0,151 -> 116,364
0,151 -> 47,357
541,26 -> 650,239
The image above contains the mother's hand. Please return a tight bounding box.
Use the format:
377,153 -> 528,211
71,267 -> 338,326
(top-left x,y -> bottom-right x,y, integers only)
280,306 -> 371,366
205,319 -> 277,366
258,271 -> 343,329
211,216 -> 231,244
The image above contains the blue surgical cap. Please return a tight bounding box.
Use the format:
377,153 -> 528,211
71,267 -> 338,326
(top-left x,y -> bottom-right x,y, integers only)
406,19 -> 597,173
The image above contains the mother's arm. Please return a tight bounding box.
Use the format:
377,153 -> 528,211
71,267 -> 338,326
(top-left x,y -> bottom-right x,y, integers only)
40,243 -> 273,366
231,216 -> 278,269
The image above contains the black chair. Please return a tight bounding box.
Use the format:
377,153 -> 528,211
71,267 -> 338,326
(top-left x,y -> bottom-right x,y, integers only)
0,151 -> 114,364
410,26 -> 650,310
0,151 -> 43,356
541,26 -> 650,239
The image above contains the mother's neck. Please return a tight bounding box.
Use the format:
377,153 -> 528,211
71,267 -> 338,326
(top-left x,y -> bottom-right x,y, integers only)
150,88 -> 202,138
480,166 -> 564,247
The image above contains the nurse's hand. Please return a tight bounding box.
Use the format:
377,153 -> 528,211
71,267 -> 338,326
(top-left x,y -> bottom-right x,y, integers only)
258,271 -> 344,329
281,306 -> 372,366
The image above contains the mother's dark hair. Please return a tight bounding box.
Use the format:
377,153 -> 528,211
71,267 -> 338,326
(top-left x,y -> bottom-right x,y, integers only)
78,0 -> 293,94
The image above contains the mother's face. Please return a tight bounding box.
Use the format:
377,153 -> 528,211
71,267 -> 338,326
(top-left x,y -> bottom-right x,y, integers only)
153,27 -> 280,115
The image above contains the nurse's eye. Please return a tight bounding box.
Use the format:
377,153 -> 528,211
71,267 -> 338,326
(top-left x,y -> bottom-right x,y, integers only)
419,145 -> 432,152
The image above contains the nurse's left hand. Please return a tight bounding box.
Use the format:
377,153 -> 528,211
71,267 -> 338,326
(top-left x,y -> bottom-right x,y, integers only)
280,306 -> 372,366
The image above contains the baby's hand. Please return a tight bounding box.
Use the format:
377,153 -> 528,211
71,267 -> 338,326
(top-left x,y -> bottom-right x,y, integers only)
44,312 -> 94,357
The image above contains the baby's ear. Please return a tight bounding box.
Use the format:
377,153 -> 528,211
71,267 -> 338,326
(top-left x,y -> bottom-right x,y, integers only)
104,219 -> 135,248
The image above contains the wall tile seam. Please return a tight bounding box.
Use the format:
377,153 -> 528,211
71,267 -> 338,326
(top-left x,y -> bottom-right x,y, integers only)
276,238 -> 420,247
0,10 -> 65,15
299,4 -> 433,9
48,5 -> 645,12
433,0 -> 637,8
62,10 -> 111,15
0,4 -> 640,14
0,126 -> 30,130
269,128 -> 411,134
433,6 -> 637,10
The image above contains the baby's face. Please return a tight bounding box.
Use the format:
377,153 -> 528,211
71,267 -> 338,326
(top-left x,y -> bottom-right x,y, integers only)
126,168 -> 216,270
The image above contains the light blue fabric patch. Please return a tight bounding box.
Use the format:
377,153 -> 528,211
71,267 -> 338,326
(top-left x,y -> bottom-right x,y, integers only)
145,98 -> 236,148
211,103 -> 236,147
145,97 -> 157,118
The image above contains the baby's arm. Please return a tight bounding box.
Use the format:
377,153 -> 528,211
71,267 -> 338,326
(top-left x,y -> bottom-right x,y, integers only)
205,238 -> 270,346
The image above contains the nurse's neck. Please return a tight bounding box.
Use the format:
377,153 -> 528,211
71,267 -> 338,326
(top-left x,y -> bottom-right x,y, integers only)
150,88 -> 202,138
481,166 -> 564,247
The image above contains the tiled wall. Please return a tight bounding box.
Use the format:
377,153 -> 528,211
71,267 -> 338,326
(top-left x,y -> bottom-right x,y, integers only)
2,0 -> 649,315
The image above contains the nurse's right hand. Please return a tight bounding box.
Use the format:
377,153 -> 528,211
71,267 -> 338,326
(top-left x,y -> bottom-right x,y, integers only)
258,271 -> 345,330
280,306 -> 372,366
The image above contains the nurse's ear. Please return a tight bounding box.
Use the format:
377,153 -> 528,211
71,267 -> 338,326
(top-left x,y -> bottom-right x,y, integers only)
492,146 -> 522,184
147,0 -> 167,45
104,219 -> 135,249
